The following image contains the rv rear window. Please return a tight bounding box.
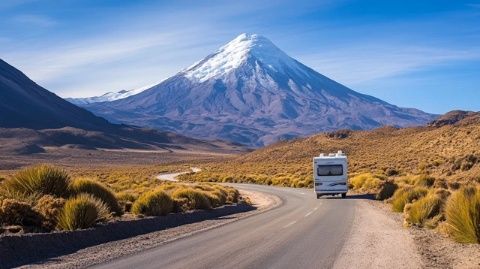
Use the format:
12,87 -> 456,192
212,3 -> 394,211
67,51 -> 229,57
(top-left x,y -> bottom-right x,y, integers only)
317,165 -> 343,176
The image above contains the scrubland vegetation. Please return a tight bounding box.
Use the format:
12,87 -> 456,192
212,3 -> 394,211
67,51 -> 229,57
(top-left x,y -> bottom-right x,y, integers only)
0,165 -> 242,234
179,122 -> 480,244
348,172 -> 480,243
183,124 -> 480,188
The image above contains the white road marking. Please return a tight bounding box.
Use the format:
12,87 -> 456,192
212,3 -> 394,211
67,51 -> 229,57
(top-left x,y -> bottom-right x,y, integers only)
305,211 -> 313,217
313,207 -> 318,211
283,221 -> 297,228
300,192 -> 306,195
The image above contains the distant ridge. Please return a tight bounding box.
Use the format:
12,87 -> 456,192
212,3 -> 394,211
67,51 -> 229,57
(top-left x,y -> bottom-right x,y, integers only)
0,59 -> 245,154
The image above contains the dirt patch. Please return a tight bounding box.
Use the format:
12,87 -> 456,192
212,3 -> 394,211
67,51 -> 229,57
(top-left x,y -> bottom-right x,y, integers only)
410,223 -> 480,269
333,199 -> 424,269
368,200 -> 480,269
4,190 -> 279,269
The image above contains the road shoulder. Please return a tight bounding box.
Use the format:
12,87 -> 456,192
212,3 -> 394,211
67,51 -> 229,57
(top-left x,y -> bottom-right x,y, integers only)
347,199 -> 480,269
333,199 -> 424,269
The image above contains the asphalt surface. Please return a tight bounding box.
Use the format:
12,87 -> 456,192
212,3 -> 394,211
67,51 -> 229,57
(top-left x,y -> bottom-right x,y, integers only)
91,184 -> 357,269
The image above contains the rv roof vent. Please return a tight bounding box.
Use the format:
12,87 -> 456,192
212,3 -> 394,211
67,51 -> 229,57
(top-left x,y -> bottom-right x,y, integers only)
328,153 -> 335,157
336,150 -> 345,156
319,153 -> 325,157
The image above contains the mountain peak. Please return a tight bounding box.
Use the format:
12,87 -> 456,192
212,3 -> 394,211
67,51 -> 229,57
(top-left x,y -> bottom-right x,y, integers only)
80,34 -> 436,146
183,33 -> 299,82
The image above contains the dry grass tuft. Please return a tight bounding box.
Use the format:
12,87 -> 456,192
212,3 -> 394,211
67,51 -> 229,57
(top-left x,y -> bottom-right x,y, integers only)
445,186 -> 480,243
171,188 -> 212,210
4,165 -> 70,197
131,190 -> 174,216
33,195 -> 65,231
404,190 -> 445,228
57,194 -> 110,231
349,173 -> 384,193
70,178 -> 122,215
391,186 -> 428,212
0,199 -> 42,227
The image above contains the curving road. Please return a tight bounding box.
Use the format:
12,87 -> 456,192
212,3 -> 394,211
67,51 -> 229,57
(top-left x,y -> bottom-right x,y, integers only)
90,184 -> 419,269
90,184 -> 360,269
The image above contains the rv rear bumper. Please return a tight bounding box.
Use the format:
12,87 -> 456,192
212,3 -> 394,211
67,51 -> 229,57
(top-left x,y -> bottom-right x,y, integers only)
314,189 -> 348,194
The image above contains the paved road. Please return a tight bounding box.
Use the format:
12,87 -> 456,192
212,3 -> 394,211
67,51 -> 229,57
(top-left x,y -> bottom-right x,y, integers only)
91,184 -> 356,269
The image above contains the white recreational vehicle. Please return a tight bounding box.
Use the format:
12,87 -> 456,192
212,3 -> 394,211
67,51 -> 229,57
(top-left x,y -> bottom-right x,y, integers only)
313,151 -> 348,199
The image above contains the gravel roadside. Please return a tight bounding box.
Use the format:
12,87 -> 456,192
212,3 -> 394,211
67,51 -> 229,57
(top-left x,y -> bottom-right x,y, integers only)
365,199 -> 480,269
333,199 -> 424,269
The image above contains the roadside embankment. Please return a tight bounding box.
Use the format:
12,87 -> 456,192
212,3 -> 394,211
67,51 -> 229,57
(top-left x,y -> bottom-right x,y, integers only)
1,188 -> 279,269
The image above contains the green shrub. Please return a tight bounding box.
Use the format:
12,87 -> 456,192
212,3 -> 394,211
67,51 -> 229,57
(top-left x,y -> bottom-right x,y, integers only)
375,180 -> 398,200
57,194 -> 110,231
404,191 -> 444,227
445,186 -> 480,243
0,199 -> 42,227
171,188 -> 211,210
391,186 -> 428,212
33,195 -> 66,231
4,165 -> 70,197
70,178 -> 122,215
132,190 -> 173,216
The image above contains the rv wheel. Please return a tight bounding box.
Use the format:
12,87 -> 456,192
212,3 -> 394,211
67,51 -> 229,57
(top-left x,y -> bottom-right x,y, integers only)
341,193 -> 347,199
316,194 -> 321,199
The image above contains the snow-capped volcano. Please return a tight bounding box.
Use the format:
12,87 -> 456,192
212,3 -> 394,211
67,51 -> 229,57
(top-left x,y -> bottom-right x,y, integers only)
80,33 -> 436,146
183,33 -> 304,82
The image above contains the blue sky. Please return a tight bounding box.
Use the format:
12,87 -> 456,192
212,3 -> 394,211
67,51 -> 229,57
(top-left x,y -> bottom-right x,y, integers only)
0,0 -> 479,114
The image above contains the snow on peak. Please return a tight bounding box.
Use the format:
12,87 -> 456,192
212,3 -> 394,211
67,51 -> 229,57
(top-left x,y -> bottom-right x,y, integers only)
66,83 -> 157,105
183,33 -> 302,82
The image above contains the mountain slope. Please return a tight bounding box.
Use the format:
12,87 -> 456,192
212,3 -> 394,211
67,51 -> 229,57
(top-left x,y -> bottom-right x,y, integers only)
0,59 -> 111,130
185,111 -> 480,187
0,59 -> 244,154
81,33 -> 436,146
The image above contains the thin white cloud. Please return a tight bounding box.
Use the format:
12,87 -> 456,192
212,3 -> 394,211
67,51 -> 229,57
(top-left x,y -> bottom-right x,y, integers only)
299,45 -> 480,85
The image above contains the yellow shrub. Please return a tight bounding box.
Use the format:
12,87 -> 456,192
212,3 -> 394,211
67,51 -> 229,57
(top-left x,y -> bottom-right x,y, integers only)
391,186 -> 428,212
70,178 -> 122,215
131,190 -> 173,216
404,191 -> 444,228
171,188 -> 211,210
4,165 -> 70,197
57,194 -> 110,231
414,175 -> 436,187
445,186 -> 480,243
350,173 -> 383,192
